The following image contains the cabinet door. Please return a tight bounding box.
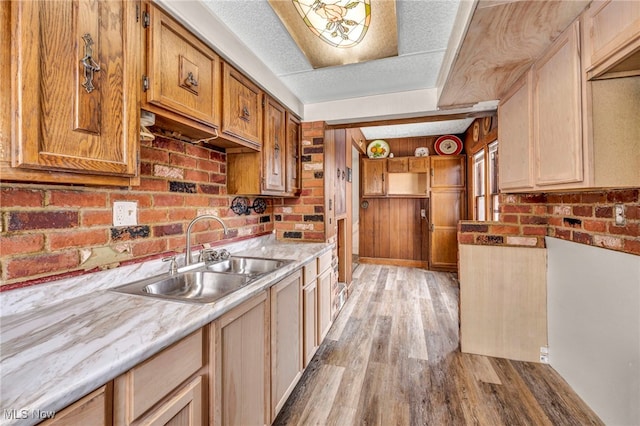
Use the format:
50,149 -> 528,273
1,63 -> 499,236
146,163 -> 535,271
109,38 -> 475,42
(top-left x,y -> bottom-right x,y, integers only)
286,113 -> 301,195
431,156 -> 465,188
138,376 -> 204,426
498,70 -> 534,190
408,157 -> 429,173
387,157 -> 409,173
222,63 -> 263,149
215,291 -> 269,426
263,96 -> 287,192
303,281 -> 318,367
270,271 -> 303,419
584,0 -> 640,77
146,3 -> 220,127
361,159 -> 387,196
430,190 -> 465,271
41,385 -> 111,426
534,21 -> 583,186
11,0 -> 139,177
317,268 -> 333,343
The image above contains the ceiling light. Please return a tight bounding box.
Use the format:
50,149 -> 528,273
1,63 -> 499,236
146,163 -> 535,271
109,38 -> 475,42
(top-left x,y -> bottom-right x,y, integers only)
268,0 -> 398,69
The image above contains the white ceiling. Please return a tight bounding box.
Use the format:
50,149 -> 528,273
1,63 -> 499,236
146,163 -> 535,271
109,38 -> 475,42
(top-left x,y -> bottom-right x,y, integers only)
160,0 -> 484,139
202,0 -> 460,105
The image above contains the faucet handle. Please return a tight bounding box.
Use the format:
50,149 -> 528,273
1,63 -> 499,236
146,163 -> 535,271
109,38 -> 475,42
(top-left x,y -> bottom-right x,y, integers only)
199,248 -> 218,263
219,249 -> 230,260
162,255 -> 178,275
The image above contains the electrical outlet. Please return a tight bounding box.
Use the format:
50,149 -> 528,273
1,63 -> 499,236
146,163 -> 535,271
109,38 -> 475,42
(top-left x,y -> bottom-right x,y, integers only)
614,204 -> 626,226
113,201 -> 138,227
540,346 -> 549,364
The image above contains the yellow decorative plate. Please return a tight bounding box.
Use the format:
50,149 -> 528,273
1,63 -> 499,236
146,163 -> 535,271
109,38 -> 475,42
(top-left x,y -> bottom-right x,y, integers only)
367,140 -> 390,158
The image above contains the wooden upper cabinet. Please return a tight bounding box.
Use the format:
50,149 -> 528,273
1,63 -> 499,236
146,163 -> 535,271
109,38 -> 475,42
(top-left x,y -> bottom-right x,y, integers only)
498,70 -> 534,191
286,113 -> 301,195
533,21 -> 583,187
145,2 -> 221,128
387,157 -> 409,173
408,157 -> 429,173
431,156 -> 465,188
263,96 -> 287,193
361,159 -> 386,196
5,0 -> 140,185
583,0 -> 640,79
222,63 -> 263,150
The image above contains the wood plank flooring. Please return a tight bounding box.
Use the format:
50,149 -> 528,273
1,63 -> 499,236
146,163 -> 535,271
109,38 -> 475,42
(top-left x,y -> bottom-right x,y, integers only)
274,264 -> 603,426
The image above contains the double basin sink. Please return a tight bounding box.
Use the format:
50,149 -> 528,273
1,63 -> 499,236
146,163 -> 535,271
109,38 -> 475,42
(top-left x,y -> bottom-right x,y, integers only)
113,256 -> 293,304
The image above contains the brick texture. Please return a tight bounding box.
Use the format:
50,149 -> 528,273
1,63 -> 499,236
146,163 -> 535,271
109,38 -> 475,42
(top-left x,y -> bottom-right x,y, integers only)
0,134 -> 275,287
459,189 -> 640,256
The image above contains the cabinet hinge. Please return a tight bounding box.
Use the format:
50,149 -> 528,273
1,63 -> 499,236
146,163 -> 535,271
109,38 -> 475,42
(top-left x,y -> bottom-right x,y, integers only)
430,168 -> 434,177
142,75 -> 149,92
430,223 -> 435,232
262,97 -> 266,107
142,11 -> 150,28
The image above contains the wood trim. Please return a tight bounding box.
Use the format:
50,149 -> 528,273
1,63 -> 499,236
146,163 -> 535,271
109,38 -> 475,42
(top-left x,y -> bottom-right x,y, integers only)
325,111 -> 492,130
358,257 -> 428,268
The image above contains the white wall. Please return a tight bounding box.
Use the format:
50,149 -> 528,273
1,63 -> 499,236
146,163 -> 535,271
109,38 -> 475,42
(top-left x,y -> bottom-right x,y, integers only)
546,237 -> 640,425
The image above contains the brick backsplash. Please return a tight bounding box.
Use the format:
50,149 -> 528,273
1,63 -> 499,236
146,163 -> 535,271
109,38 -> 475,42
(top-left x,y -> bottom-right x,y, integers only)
0,134 -> 274,288
459,188 -> 640,256
273,121 -> 326,242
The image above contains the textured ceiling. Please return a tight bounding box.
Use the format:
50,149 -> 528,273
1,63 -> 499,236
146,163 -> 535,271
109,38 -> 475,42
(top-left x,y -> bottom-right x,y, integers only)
202,0 -> 461,104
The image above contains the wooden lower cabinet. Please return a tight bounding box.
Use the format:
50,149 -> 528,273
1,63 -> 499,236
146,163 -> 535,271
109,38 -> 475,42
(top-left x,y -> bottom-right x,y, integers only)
213,291 -> 270,426
302,279 -> 318,367
429,190 -> 465,271
270,271 -> 303,419
317,268 -> 333,343
113,328 -> 206,426
41,384 -> 112,426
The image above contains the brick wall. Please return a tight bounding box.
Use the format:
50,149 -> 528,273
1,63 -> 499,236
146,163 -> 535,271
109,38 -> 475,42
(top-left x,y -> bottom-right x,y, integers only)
0,134 -> 274,289
274,121 -> 326,242
459,188 -> 639,256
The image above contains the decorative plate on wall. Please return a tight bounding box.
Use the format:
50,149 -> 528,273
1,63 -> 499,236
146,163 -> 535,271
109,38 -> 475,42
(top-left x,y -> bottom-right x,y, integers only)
434,135 -> 463,155
366,140 -> 390,158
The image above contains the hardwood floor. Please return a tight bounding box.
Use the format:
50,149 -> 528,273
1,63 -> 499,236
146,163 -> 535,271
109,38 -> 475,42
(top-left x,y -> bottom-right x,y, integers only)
274,264 -> 603,426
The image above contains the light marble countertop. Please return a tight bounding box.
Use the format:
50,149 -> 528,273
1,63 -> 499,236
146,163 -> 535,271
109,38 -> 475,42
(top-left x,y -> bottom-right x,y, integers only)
0,235 -> 332,426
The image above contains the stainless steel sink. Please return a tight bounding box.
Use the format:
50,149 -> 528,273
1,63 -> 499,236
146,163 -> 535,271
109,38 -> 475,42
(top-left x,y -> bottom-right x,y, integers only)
205,256 -> 291,275
112,256 -> 293,304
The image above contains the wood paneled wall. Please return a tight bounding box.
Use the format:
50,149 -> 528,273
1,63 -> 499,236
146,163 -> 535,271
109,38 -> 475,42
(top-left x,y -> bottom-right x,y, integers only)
359,198 -> 429,265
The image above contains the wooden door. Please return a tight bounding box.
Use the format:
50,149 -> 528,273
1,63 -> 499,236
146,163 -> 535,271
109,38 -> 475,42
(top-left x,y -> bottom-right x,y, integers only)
317,268 -> 333,343
334,129 -> 347,218
263,96 -> 286,193
534,21 -> 583,186
498,70 -> 534,190
270,271 -> 303,419
286,113 -> 301,195
302,280 -> 318,367
11,0 -> 139,177
361,159 -> 386,196
221,63 -> 263,149
359,198 -> 427,266
430,190 -> 465,271
431,156 -> 465,188
138,377 -> 204,426
215,292 -> 269,426
146,3 -> 220,127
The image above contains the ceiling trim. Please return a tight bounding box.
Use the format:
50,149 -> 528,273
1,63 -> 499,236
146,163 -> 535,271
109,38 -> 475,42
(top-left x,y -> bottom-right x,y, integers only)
155,0 -> 304,116
324,110 -> 492,130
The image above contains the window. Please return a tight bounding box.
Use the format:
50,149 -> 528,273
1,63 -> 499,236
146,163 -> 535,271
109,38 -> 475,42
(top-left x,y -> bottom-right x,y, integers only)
469,125 -> 499,222
488,141 -> 499,221
473,150 -> 486,221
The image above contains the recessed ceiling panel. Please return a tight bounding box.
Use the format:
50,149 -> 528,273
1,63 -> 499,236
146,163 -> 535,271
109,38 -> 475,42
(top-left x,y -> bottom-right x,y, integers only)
268,0 -> 398,69
360,118 -> 474,139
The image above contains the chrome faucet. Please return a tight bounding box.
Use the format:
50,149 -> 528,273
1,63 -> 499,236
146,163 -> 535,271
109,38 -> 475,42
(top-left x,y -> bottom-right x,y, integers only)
185,214 -> 228,265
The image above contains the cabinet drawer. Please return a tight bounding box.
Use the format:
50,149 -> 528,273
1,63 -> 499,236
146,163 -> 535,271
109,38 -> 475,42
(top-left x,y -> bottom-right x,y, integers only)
303,260 -> 318,286
41,385 -> 111,426
318,251 -> 332,274
128,328 -> 203,420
